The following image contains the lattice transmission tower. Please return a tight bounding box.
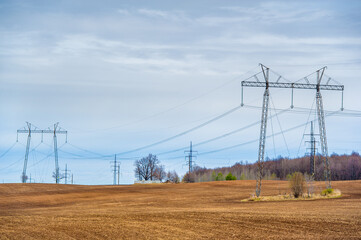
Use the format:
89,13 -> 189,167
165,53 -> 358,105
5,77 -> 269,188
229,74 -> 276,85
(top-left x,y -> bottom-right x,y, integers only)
110,154 -> 121,185
17,122 -> 67,183
185,141 -> 197,174
304,121 -> 319,176
241,64 -> 344,196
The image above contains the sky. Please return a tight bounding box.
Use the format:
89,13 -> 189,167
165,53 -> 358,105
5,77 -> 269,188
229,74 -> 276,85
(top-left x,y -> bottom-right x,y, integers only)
0,0 -> 361,184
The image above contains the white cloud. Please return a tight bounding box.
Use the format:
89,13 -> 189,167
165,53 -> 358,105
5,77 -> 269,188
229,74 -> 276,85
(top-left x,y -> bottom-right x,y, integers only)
137,8 -> 189,22
138,8 -> 169,18
219,2 -> 332,24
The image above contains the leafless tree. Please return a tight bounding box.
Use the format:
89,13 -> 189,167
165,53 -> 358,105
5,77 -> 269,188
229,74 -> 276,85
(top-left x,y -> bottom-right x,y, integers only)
52,171 -> 65,182
134,154 -> 161,181
166,170 -> 180,183
154,165 -> 166,182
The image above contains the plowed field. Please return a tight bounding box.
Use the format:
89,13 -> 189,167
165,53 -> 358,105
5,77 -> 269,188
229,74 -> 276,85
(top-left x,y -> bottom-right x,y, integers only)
0,180 -> 360,239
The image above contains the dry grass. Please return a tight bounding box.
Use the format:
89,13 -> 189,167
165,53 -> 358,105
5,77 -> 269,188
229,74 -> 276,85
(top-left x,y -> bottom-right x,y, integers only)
0,180 -> 360,239
243,188 -> 342,202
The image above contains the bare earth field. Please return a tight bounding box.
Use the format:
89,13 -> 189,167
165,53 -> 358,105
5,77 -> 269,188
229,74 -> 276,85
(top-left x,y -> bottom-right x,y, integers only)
0,180 -> 360,239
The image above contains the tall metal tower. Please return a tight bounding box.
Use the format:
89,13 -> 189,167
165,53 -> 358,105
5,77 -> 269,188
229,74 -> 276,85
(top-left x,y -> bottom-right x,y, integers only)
17,122 -> 67,183
117,163 -> 121,185
111,154 -> 120,185
62,164 -> 71,184
185,141 -> 197,173
315,67 -> 332,188
241,64 -> 344,196
304,121 -> 319,176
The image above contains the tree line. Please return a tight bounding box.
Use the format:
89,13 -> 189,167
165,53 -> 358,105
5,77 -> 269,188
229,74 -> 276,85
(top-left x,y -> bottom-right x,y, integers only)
134,152 -> 361,183
187,152 -> 361,182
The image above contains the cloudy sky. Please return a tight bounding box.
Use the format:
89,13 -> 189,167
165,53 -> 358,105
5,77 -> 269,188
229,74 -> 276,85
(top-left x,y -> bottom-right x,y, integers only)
1,0 -> 360,184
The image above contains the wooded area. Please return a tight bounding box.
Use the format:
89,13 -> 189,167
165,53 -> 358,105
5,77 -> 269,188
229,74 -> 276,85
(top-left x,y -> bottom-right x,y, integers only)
189,152 -> 361,182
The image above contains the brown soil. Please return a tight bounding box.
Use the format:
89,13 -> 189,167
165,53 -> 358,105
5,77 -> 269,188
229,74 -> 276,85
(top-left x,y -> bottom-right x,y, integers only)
0,180 -> 360,239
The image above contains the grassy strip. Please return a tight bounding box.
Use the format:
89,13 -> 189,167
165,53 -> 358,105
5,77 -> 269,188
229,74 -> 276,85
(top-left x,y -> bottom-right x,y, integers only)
242,189 -> 342,202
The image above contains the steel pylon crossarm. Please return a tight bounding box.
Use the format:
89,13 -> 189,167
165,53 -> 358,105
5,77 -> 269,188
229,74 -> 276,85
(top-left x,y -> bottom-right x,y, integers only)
241,81 -> 344,91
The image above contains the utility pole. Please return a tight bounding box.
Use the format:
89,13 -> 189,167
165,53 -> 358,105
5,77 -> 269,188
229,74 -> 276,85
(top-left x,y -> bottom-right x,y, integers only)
117,164 -> 120,185
17,122 -> 67,183
185,141 -> 197,174
62,164 -> 71,184
113,155 -> 117,185
71,174 -> 73,184
241,64 -> 344,196
65,164 -> 67,184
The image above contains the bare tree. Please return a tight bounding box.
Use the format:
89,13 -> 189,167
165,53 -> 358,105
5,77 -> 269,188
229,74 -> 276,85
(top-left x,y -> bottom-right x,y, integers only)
154,165 -> 166,182
166,170 -> 180,183
52,171 -> 65,183
134,154 -> 162,181
289,172 -> 305,198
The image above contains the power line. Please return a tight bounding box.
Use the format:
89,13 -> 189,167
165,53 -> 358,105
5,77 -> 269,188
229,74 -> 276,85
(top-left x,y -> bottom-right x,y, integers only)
156,107 -> 290,156
114,104 -> 243,156
296,98 -> 316,156
70,67 -> 260,134
66,142 -> 107,157
0,142 -> 45,172
0,142 -> 18,159
270,96 -> 290,157
198,110 -> 340,156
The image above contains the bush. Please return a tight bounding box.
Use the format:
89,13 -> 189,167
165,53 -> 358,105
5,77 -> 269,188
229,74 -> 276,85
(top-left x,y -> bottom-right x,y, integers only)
289,172 -> 305,198
239,173 -> 246,180
321,188 -> 334,196
211,171 -> 217,181
286,174 -> 292,181
225,172 -> 237,181
270,173 -> 277,180
182,172 -> 195,183
215,172 -> 224,181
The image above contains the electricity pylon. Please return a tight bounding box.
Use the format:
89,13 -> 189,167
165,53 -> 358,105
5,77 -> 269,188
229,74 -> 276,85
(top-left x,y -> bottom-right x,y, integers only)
185,141 -> 197,173
241,64 -> 344,196
62,164 -> 71,184
111,154 -> 120,185
17,122 -> 67,183
304,121 -> 319,176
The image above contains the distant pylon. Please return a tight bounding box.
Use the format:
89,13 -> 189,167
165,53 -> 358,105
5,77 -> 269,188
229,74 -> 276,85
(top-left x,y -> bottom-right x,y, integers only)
62,164 -> 71,184
111,154 -> 120,185
304,121 -> 319,176
185,141 -> 197,173
17,122 -> 67,183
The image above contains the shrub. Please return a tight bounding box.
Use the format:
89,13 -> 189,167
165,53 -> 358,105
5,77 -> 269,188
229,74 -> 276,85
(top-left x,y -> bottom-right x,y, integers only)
270,173 -> 277,180
182,172 -> 195,183
239,173 -> 246,180
286,174 -> 292,181
215,172 -> 224,181
225,172 -> 237,181
321,188 -> 334,196
211,171 -> 217,181
289,172 -> 305,198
